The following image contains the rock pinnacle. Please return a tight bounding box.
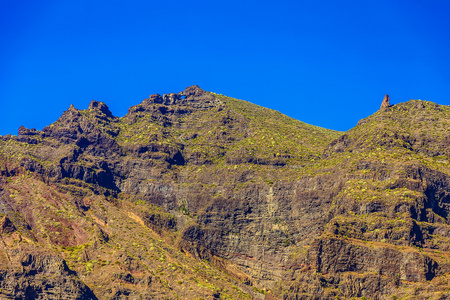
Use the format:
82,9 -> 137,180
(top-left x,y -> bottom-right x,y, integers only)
380,94 -> 390,109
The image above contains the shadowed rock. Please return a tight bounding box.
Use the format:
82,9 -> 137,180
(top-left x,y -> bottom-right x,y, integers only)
88,100 -> 114,118
0,216 -> 15,235
163,93 -> 180,105
6,87 -> 450,299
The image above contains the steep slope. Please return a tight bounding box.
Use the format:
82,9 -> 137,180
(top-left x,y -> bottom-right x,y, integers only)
0,85 -> 341,299
2,87 -> 450,299
0,160 -> 256,299
281,100 -> 450,299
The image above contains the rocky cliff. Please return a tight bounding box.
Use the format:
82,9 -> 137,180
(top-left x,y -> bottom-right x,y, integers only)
1,86 -> 450,299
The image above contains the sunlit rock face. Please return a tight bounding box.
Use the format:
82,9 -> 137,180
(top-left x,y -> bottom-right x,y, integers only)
2,86 -> 450,299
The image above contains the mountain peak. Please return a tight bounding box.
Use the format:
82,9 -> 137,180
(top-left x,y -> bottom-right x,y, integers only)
88,100 -> 114,118
180,85 -> 204,95
4,89 -> 450,300
178,85 -> 215,103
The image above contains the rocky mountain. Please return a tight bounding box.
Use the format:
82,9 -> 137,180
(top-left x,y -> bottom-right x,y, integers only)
1,85 -> 450,299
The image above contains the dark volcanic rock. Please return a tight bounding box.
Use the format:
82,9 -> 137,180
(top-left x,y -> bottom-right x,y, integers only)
0,216 -> 16,235
0,253 -> 97,299
17,126 -> 42,144
177,85 -> 220,107
88,100 -> 114,118
4,88 -> 450,299
43,104 -> 119,153
308,237 -> 437,281
163,93 -> 180,105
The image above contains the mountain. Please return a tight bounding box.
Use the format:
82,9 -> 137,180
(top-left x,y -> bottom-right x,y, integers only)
1,85 -> 450,299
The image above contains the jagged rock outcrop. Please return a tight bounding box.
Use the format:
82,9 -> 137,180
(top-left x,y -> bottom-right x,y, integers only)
2,87 -> 450,299
0,253 -> 97,299
308,237 -> 437,281
0,216 -> 15,235
88,100 -> 114,118
380,94 -> 390,109
17,126 -> 43,144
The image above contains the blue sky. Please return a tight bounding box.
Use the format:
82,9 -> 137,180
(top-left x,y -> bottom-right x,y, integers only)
1,0 -> 450,135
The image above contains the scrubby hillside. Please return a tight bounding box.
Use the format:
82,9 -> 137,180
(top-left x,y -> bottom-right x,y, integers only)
1,86 -> 450,299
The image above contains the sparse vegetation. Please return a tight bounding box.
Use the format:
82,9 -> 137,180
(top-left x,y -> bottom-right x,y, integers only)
1,88 -> 450,299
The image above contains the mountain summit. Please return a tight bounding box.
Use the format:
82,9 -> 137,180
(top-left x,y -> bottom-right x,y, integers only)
1,86 -> 450,299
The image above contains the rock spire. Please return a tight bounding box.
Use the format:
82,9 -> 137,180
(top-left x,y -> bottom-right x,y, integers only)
380,94 -> 390,109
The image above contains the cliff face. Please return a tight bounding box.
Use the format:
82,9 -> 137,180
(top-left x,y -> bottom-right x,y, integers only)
1,87 -> 450,299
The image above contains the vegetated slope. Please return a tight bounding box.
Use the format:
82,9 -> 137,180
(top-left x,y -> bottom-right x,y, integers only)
1,86 -> 450,300
291,100 -> 450,299
0,85 -> 341,299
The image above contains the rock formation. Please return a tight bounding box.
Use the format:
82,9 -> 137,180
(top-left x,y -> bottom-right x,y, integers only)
0,87 -> 449,299
0,216 -> 15,235
380,94 -> 390,109
88,100 -> 114,118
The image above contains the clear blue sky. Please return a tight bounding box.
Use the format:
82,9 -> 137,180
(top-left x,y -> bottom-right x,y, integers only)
1,0 -> 450,135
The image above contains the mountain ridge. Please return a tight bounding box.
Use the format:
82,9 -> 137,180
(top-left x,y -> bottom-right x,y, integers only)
1,86 -> 450,299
